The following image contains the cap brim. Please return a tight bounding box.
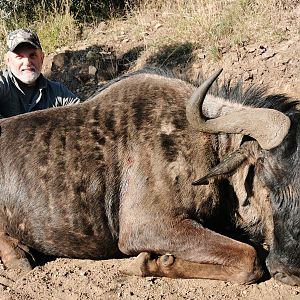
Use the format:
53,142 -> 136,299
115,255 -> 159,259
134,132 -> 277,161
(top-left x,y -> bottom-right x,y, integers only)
10,40 -> 41,52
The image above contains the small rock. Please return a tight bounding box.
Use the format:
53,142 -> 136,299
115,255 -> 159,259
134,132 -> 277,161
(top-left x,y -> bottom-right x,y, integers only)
246,46 -> 256,53
258,45 -> 267,54
279,64 -> 287,71
88,66 -> 97,76
147,277 -> 157,284
52,53 -> 65,68
197,52 -> 206,59
242,71 -> 253,81
154,23 -> 163,30
86,51 -> 96,60
261,49 -> 276,60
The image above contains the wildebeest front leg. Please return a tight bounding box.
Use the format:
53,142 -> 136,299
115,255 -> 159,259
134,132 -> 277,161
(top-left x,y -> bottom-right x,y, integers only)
119,220 -> 264,284
0,232 -> 32,272
124,251 -> 262,284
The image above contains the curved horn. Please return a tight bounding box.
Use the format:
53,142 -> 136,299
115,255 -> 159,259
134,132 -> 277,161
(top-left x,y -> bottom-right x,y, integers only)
186,70 -> 291,150
186,68 -> 223,129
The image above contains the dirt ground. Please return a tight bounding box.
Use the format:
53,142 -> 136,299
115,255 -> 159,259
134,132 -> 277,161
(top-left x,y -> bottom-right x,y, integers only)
0,257 -> 299,300
1,5 -> 299,300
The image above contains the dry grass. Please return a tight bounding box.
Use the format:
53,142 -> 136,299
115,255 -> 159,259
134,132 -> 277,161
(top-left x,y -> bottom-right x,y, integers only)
0,0 -> 298,68
102,0 -> 298,60
0,0 -> 78,67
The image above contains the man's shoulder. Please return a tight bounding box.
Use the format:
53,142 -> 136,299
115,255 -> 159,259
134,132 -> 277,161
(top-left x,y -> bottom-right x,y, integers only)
0,69 -> 10,81
0,69 -> 13,90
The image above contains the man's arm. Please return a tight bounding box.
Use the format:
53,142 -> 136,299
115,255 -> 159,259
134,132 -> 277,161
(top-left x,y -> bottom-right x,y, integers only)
0,71 -> 12,118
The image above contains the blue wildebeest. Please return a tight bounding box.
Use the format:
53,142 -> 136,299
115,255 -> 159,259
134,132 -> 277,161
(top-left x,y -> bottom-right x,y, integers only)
0,68 -> 298,285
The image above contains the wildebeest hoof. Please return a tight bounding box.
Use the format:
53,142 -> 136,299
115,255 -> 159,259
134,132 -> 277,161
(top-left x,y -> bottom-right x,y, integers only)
159,254 -> 175,267
120,252 -> 157,277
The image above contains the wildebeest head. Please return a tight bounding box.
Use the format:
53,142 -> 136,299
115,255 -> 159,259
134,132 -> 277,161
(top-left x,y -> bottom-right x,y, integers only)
187,70 -> 300,286
258,113 -> 300,286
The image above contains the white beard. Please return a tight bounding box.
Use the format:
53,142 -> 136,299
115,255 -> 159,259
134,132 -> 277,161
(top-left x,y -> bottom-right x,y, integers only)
11,69 -> 41,85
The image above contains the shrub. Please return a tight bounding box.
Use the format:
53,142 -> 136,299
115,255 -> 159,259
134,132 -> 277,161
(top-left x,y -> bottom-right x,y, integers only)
0,0 -> 130,22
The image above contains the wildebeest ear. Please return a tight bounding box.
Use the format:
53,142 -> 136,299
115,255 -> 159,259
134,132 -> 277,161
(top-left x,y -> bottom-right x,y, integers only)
192,145 -> 250,185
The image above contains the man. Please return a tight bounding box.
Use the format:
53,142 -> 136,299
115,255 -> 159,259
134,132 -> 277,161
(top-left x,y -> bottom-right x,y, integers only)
0,28 -> 80,118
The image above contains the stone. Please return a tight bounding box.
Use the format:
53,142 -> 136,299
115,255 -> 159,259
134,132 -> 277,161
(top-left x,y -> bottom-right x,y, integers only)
88,65 -> 97,76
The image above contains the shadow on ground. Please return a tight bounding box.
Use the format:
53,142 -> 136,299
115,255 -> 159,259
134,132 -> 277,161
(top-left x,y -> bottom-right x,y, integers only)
43,42 -> 197,99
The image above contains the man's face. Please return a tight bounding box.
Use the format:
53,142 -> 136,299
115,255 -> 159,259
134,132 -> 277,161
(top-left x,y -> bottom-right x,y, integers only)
5,43 -> 44,86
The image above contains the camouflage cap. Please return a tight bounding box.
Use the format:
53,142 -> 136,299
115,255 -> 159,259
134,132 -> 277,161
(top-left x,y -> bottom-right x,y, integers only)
7,28 -> 42,52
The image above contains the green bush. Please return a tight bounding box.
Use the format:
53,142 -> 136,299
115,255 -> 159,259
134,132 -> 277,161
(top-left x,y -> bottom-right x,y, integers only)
0,0 -> 133,59
0,0 -> 36,20
0,0 -> 130,22
70,0 -> 128,21
0,0 -> 79,57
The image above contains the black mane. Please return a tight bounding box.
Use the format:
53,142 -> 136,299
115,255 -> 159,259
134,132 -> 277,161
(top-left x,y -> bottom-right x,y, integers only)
215,81 -> 299,113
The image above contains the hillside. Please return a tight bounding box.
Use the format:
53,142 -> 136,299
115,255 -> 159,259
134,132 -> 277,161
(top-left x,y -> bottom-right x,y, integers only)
43,3 -> 300,101
0,1 -> 299,300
